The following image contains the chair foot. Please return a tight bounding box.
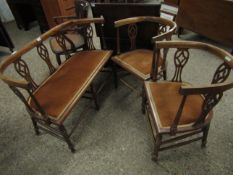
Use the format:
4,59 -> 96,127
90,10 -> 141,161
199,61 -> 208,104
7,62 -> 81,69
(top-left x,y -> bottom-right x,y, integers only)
90,84 -> 99,110
201,125 -> 210,148
151,153 -> 158,162
152,134 -> 162,162
141,87 -> 147,114
31,118 -> 40,135
59,125 -> 75,153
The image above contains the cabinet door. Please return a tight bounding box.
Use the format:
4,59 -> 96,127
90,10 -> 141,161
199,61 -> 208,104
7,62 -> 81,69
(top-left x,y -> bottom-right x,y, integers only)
58,0 -> 75,16
41,0 -> 61,28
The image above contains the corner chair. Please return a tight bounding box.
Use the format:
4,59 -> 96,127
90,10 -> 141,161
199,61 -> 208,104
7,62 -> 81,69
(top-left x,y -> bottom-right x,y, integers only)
111,16 -> 176,89
143,40 -> 233,161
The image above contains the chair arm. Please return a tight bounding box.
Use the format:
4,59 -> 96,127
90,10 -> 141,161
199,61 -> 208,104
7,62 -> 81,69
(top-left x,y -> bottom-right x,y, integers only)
179,81 -> 233,95
0,74 -> 30,89
151,23 -> 177,42
53,16 -> 78,24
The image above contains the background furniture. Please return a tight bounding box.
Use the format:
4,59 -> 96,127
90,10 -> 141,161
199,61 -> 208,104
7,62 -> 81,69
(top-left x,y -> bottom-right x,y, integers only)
91,1 -> 161,54
40,0 -> 76,28
176,0 -> 233,50
6,0 -> 48,33
144,40 -> 233,161
0,18 -> 14,52
49,0 -> 90,65
112,16 -> 176,88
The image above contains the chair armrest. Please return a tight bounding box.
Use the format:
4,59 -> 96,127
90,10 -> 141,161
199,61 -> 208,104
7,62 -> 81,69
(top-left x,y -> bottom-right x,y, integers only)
152,23 -> 177,42
180,81 -> 233,95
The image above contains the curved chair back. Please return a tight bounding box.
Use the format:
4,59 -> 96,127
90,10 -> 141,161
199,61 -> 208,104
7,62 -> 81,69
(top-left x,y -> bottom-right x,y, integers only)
114,16 -> 177,55
151,41 -> 233,132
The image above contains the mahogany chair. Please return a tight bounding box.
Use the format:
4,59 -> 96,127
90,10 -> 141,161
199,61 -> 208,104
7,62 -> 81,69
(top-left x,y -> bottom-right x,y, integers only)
112,16 -> 176,88
143,40 -> 233,161
0,18 -> 112,152
50,0 -> 90,65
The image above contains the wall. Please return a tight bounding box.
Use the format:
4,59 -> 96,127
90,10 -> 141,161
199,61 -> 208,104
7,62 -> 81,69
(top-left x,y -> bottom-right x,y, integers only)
0,0 -> 14,22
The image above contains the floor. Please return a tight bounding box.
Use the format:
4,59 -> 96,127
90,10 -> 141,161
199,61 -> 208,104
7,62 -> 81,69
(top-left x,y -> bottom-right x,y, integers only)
0,21 -> 233,175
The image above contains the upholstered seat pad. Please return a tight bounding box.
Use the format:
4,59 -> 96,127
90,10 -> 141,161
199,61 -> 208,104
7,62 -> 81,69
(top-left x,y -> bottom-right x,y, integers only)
112,49 -> 163,80
28,50 -> 112,123
145,81 -> 204,127
50,33 -> 85,54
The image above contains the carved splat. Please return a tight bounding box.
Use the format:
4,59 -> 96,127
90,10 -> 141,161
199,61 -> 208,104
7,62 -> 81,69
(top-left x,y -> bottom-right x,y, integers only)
128,23 -> 137,50
84,25 -> 95,50
14,58 -> 38,91
171,48 -> 190,82
195,93 -> 223,125
212,62 -> 231,84
37,43 -> 56,75
158,24 -> 167,34
55,33 -> 73,59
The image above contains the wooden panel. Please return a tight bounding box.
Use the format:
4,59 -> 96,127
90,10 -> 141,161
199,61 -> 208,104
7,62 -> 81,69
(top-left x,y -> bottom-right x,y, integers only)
40,0 -> 75,28
40,0 -> 61,28
176,0 -> 233,48
58,0 -> 75,16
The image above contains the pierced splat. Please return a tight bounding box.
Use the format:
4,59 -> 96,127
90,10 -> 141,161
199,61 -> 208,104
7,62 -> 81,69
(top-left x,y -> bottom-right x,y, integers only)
158,24 -> 167,35
14,58 -> 38,91
55,33 -> 73,59
37,43 -> 56,75
172,48 -> 190,82
84,25 -> 95,50
128,23 -> 137,50
212,62 -> 231,84
195,92 -> 223,125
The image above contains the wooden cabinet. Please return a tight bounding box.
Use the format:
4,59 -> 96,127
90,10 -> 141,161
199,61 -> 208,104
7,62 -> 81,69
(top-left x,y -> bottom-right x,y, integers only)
40,0 -> 75,28
164,0 -> 179,5
176,0 -> 233,49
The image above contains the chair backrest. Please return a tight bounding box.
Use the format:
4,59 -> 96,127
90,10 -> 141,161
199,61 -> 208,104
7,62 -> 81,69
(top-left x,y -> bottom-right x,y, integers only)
114,16 -> 176,55
75,0 -> 90,18
151,41 -> 233,133
0,18 -> 104,123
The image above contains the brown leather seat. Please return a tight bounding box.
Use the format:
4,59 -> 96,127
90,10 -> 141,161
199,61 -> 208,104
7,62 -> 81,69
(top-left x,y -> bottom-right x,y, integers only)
28,50 -> 111,124
50,33 -> 85,54
112,49 -> 163,80
145,81 -> 204,128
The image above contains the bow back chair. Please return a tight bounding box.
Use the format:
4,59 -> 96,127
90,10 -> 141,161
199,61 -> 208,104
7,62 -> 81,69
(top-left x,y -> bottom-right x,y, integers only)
0,18 -> 112,152
50,0 -> 91,65
144,40 -> 233,161
112,16 -> 176,88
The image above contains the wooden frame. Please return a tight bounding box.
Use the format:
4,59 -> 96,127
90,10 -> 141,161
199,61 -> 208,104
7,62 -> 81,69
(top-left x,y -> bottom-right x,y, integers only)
143,40 -> 233,161
0,18 -> 113,152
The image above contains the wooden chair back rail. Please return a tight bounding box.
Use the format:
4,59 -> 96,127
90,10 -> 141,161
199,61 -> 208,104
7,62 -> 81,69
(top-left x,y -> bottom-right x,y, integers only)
114,16 -> 176,55
0,18 -> 104,89
151,40 -> 233,134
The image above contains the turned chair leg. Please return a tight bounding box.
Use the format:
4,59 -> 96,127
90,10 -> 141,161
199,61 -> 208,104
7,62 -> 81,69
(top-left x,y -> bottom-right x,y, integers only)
59,125 -> 75,153
201,125 -> 210,148
56,54 -> 62,65
112,62 -> 118,89
152,134 -> 162,162
31,117 -> 40,135
90,84 -> 99,110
